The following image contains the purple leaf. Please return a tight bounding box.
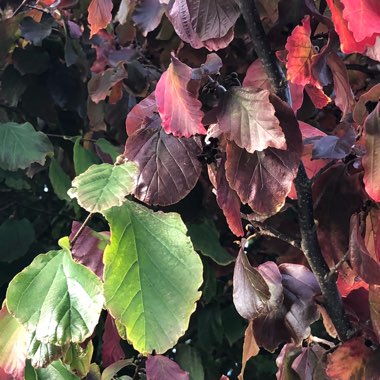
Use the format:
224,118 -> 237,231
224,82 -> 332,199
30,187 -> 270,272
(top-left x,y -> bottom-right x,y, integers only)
124,113 -> 202,206
102,313 -> 125,367
146,355 -> 189,380
132,0 -> 166,36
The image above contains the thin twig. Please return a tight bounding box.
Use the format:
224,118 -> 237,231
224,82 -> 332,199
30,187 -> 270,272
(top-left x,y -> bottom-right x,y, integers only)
308,335 -> 335,349
12,0 -> 28,16
70,213 -> 94,247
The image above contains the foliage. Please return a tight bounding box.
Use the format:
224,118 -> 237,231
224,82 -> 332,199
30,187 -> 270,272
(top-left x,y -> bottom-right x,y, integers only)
1,0 -> 380,379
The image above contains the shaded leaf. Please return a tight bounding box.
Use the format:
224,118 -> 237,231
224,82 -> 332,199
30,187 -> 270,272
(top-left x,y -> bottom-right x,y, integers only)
218,87 -> 285,153
353,83 -> 380,125
0,306 -> 28,380
363,103 -> 380,202
103,200 -> 203,354
191,53 -> 223,80
156,55 -> 205,137
291,345 -> 328,380
64,341 -> 93,378
369,285 -> 380,342
20,16 -> 53,46
146,355 -> 189,380
124,113 -> 202,206
13,46 -> 50,75
73,138 -> 101,175
131,0 -> 166,36
49,158 -> 72,202
6,245 -> 104,345
175,344 -> 204,380
88,0 -> 113,37
0,122 -> 53,171
0,15 -> 22,67
68,162 -> 138,213
69,222 -> 109,278
0,218 -> 35,263
276,343 -> 302,380
102,313 -> 125,368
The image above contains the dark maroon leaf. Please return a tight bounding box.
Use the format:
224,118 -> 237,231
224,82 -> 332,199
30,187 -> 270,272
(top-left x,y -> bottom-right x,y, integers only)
69,221 -> 109,278
208,155 -> 244,237
349,214 -> 380,285
132,0 -> 166,36
124,113 -> 202,206
146,355 -> 189,380
311,126 -> 355,160
102,313 -> 125,367
232,244 -> 271,320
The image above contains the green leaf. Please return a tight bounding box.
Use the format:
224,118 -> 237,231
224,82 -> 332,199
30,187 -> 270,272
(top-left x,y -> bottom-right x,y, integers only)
64,341 -> 93,378
95,138 -> 121,162
25,360 -> 80,380
0,122 -> 53,171
49,158 -> 72,201
103,200 -> 203,354
6,247 -> 104,346
176,344 -> 205,380
101,359 -> 134,380
0,218 -> 35,262
68,163 -> 138,213
73,137 -> 100,175
186,219 -> 235,265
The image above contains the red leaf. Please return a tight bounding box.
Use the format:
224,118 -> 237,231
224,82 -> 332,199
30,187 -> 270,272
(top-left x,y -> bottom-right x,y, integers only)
88,0 -> 113,37
348,214 -> 380,285
218,87 -> 286,153
155,55 -> 206,138
124,113 -> 202,206
341,0 -> 380,42
327,53 -> 355,119
326,0 -> 377,54
326,338 -> 371,380
232,244 -> 271,320
285,16 -> 319,88
146,355 -> 189,380
102,313 -> 125,367
131,0 -> 166,36
208,156 -> 244,237
126,92 -> 157,136
242,59 -> 271,90
353,83 -> 380,125
69,222 -> 109,278
363,103 -> 380,201
304,85 -> 331,109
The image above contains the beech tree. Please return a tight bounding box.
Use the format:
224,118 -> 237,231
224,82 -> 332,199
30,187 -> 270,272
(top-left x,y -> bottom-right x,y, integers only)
1,0 -> 380,379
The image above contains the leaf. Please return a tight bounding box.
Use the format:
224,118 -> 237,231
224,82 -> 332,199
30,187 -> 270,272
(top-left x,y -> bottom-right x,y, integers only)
103,200 -> 203,354
191,53 -> 223,80
242,59 -> 271,90
6,247 -> 104,345
124,113 -> 202,206
353,83 -> 380,125
0,218 -> 35,263
175,344 -> 204,380
326,338 -> 371,380
218,87 -> 286,153
155,55 -> 206,138
73,138 -> 101,175
186,218 -> 235,265
311,126 -> 355,160
291,346 -> 328,380
20,15 -> 53,46
69,222 -> 109,278
49,158 -> 72,202
0,122 -> 53,171
0,306 -> 28,380
95,139 -> 120,163
232,244 -> 271,320
348,214 -> 380,285
88,0 -> 113,37
238,321 -> 259,380
326,0 -> 377,53
102,313 -> 125,368
24,360 -> 80,380
369,285 -> 380,342
363,103 -> 380,202
327,53 -> 355,119
64,341 -> 93,378
0,15 -> 22,67
145,355 -> 189,380
207,156 -> 244,237
341,0 -> 380,43
285,16 -> 319,88
68,162 -> 138,213
276,343 -> 302,380
131,0 -> 166,36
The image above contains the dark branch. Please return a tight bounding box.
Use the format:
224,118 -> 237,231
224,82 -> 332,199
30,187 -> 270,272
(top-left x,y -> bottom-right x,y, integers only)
239,0 -> 353,341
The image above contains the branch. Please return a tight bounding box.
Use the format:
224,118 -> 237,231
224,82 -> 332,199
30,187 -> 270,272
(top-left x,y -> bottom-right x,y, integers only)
239,0 -> 353,341
70,213 -> 94,247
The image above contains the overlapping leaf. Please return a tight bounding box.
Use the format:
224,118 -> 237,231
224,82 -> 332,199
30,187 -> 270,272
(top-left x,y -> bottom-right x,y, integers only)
353,83 -> 380,125
102,314 -> 125,368
155,55 -> 206,137
68,162 -> 138,213
218,87 -> 286,153
124,113 -> 202,206
103,200 -> 203,354
146,355 -> 189,380
6,244 -> 104,345
0,122 -> 53,171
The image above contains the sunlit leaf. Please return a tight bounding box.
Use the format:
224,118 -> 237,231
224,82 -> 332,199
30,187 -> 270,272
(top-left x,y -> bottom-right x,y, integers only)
103,200 -> 203,354
124,113 -> 202,206
242,59 -> 271,90
6,246 -> 104,345
146,355 -> 189,380
238,321 -> 259,380
0,122 -> 53,171
101,359 -> 134,380
24,359 -> 80,380
155,55 -> 206,138
88,0 -> 113,37
68,162 -> 138,213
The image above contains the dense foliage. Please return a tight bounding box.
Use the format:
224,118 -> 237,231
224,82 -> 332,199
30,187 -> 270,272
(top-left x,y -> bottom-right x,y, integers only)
1,0 -> 380,379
